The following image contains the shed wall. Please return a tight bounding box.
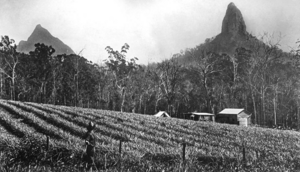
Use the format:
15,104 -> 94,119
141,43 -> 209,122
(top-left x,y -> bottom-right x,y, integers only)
216,114 -> 238,124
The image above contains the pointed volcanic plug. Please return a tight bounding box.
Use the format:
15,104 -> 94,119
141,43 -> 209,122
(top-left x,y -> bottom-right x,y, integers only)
221,2 -> 247,36
207,2 -> 251,55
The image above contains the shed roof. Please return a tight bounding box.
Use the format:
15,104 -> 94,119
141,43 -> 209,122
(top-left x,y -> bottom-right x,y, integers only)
191,112 -> 214,116
154,111 -> 170,117
219,108 -> 244,115
238,112 -> 251,118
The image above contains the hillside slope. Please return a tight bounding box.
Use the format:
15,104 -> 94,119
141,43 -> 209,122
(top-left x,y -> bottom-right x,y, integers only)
0,99 -> 299,171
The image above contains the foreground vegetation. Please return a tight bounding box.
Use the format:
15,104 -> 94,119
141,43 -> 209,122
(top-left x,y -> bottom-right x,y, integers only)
0,99 -> 299,171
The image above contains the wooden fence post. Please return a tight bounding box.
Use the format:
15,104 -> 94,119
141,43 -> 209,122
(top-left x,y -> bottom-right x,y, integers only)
46,136 -> 49,151
242,144 -> 246,165
182,142 -> 187,172
114,134 -> 130,172
119,140 -> 122,172
182,143 -> 186,162
255,150 -> 259,161
119,140 -> 122,155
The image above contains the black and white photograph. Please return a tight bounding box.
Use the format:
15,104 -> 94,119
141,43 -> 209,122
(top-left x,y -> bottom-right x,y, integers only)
0,0 -> 300,171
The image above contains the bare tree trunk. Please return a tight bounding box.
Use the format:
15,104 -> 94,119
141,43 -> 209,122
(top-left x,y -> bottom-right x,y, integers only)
261,87 -> 265,126
106,92 -> 110,110
273,83 -> 278,126
44,82 -> 47,103
297,105 -> 300,131
251,90 -> 257,125
144,99 -> 147,114
155,98 -> 161,113
12,74 -> 15,101
176,101 -> 180,118
273,96 -> 276,126
120,87 -> 126,112
75,56 -> 79,107
64,95 -> 66,106
0,73 -> 2,98
39,82 -> 44,103
139,94 -> 143,113
113,99 -> 116,111
10,81 -> 12,100
51,70 -> 57,105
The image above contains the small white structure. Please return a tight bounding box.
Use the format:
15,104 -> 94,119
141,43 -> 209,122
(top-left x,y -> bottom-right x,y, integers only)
239,118 -> 248,127
154,111 -> 171,118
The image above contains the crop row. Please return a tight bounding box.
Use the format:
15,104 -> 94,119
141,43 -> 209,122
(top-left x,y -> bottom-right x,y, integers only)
49,103 -> 300,160
39,104 -> 262,155
0,100 -> 87,150
39,103 -> 244,157
1,100 -> 300,165
26,102 -> 181,154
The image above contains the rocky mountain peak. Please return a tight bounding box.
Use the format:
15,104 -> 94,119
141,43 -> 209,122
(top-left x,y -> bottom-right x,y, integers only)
17,24 -> 74,55
206,2 -> 251,55
28,24 -> 52,42
221,2 -> 246,36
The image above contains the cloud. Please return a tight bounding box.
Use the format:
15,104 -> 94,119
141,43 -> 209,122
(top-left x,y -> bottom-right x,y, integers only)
1,0 -> 300,64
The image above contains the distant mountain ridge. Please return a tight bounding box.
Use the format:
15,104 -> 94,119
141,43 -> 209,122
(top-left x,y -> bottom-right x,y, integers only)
17,24 -> 74,55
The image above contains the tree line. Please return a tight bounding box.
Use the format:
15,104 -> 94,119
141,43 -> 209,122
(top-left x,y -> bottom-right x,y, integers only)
1,34 -> 300,129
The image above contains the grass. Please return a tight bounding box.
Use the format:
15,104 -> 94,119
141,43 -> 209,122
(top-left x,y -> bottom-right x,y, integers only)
0,99 -> 299,171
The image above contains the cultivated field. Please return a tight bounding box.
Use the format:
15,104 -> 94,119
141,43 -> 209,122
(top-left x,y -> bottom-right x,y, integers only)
0,99 -> 299,171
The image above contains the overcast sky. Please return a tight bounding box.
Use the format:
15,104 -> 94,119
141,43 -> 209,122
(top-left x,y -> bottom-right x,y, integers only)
1,0 -> 299,64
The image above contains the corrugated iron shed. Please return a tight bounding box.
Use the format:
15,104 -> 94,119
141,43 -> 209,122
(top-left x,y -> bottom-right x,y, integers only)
217,108 -> 251,126
219,108 -> 244,114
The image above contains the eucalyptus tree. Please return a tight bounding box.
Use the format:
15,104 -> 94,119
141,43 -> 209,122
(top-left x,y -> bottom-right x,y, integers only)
29,43 -> 55,103
93,63 -> 110,109
246,33 -> 283,126
157,56 -> 182,116
0,36 -> 19,100
105,43 -> 139,112
187,45 -> 223,112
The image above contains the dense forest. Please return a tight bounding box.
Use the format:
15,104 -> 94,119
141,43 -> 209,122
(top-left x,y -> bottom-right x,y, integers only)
1,34 -> 300,129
